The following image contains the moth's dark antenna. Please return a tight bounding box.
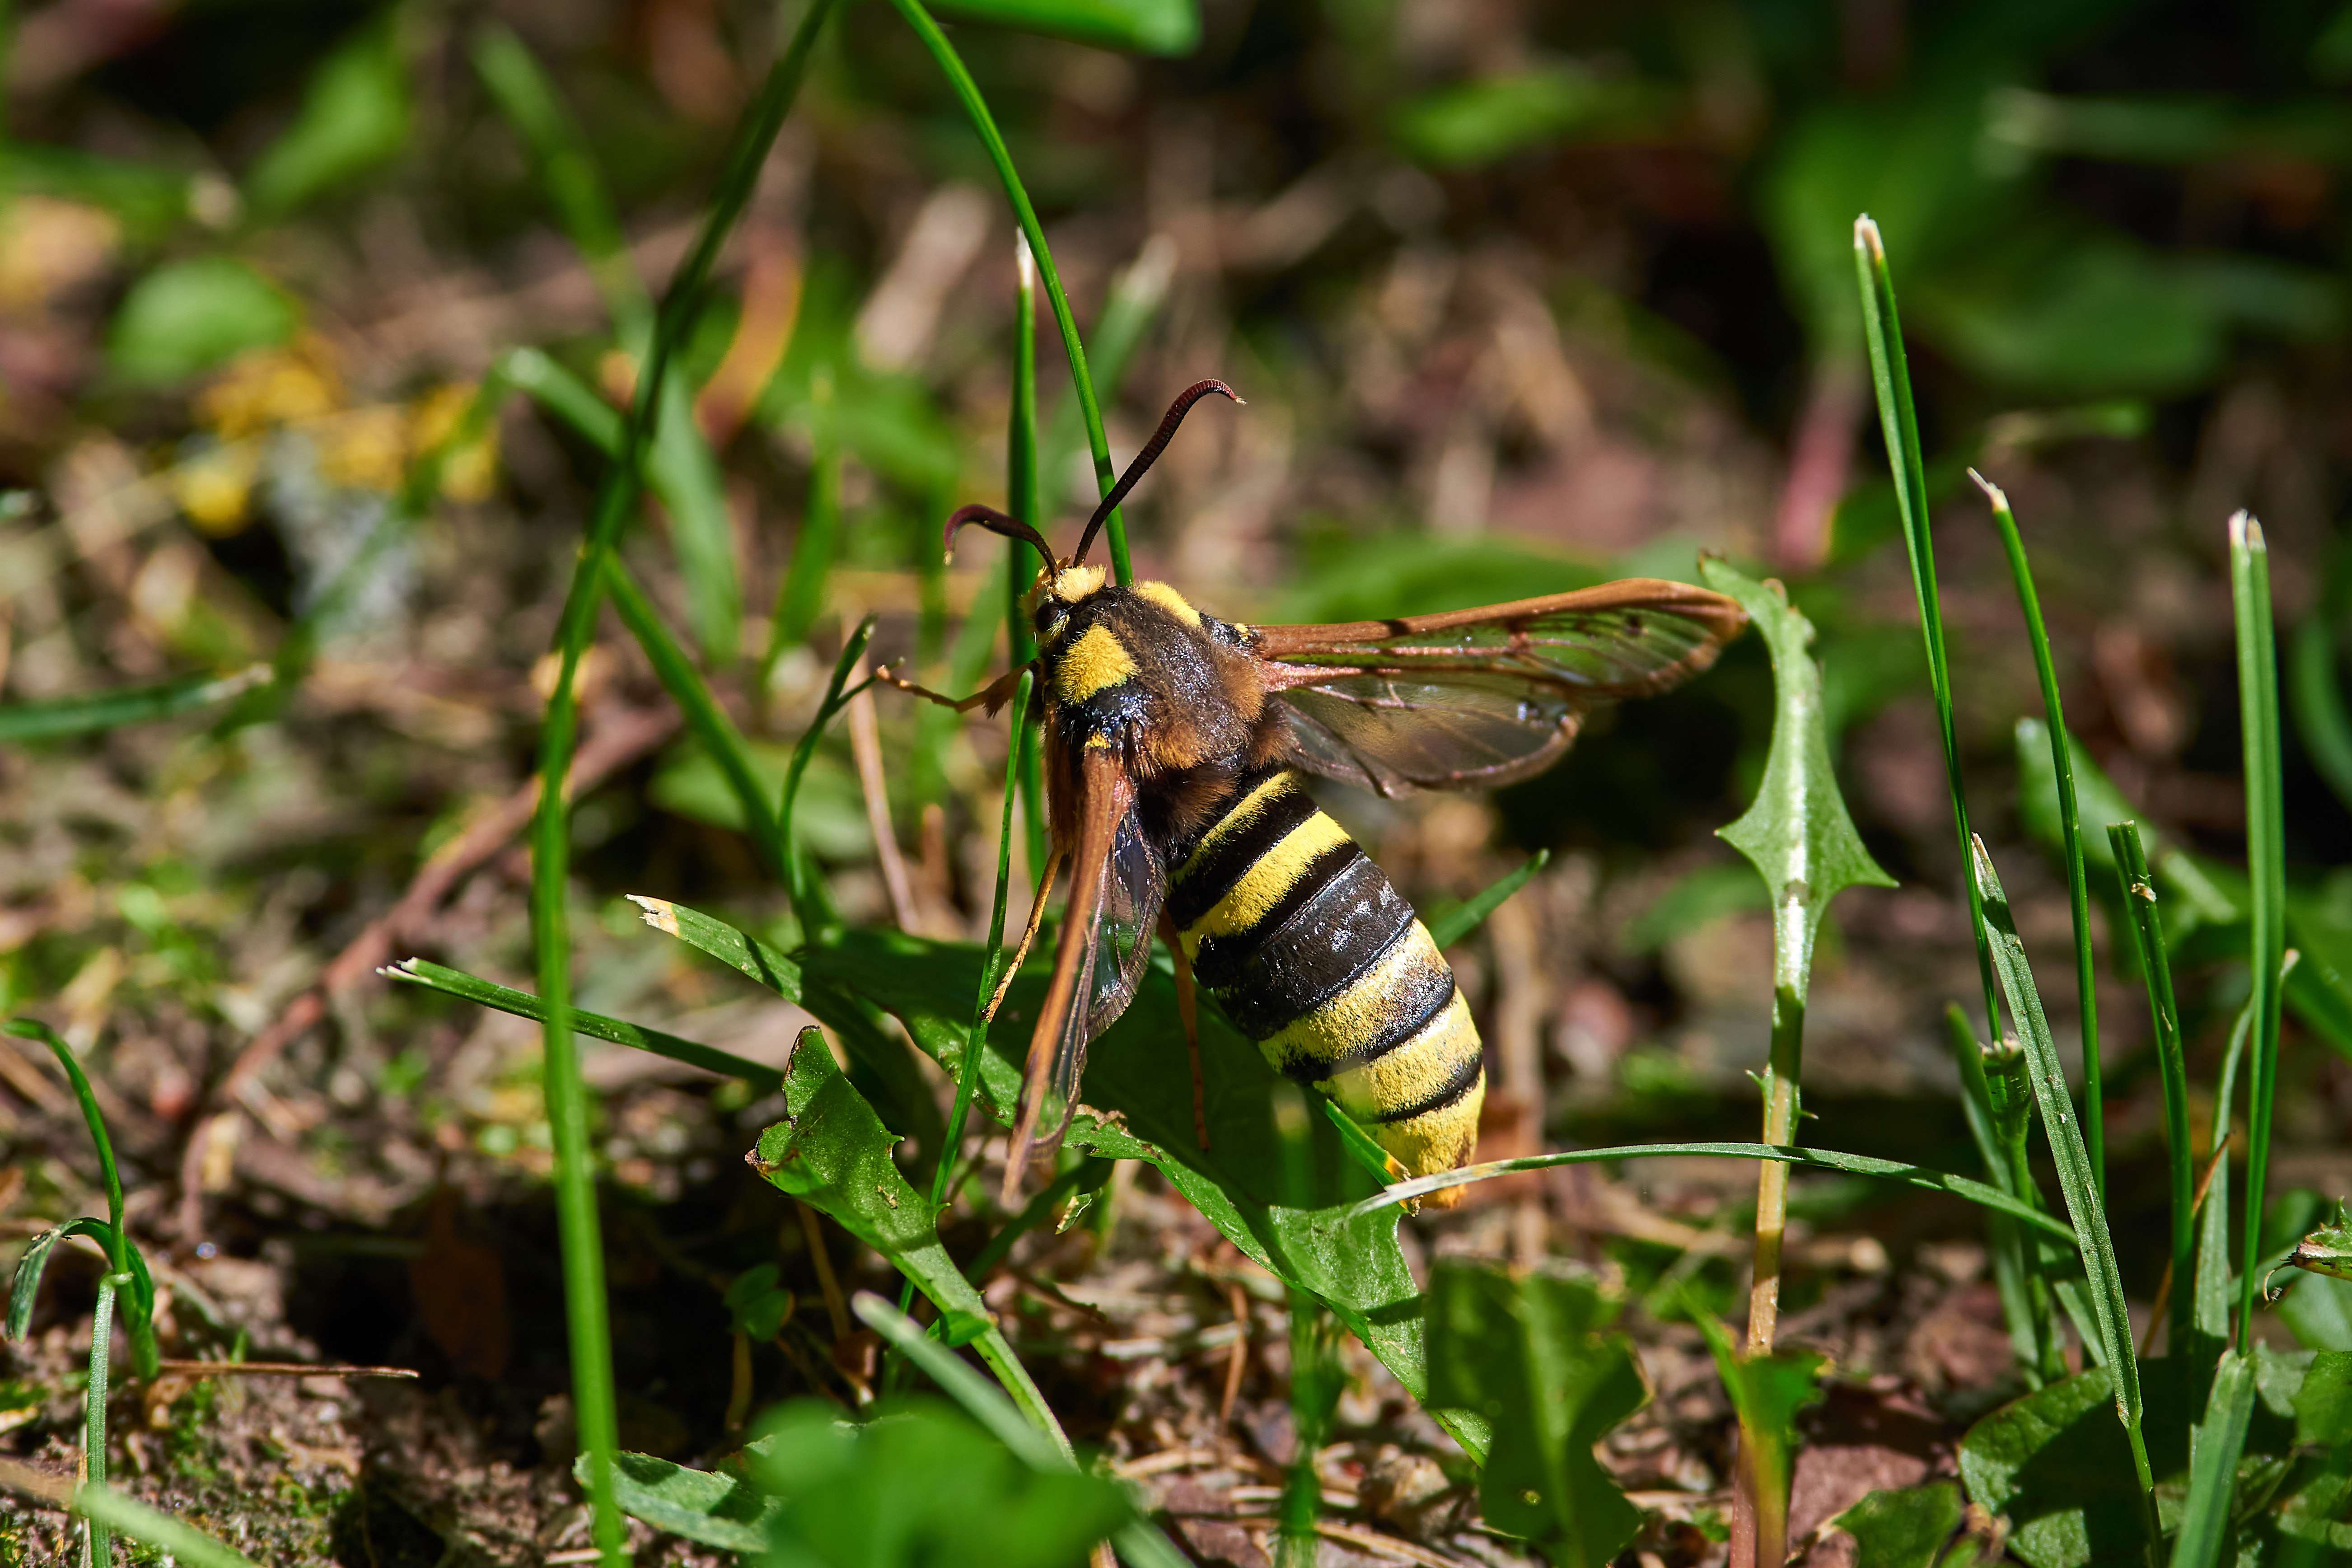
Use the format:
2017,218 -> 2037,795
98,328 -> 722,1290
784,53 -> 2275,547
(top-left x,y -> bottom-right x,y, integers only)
943,503 -> 1057,566
1069,379 -> 1243,566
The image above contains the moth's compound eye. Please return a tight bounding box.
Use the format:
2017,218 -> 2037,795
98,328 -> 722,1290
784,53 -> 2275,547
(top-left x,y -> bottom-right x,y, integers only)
1035,600 -> 1067,637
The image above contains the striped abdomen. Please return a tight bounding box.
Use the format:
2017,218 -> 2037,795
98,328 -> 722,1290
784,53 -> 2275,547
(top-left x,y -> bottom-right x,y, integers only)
1167,768 -> 1484,1183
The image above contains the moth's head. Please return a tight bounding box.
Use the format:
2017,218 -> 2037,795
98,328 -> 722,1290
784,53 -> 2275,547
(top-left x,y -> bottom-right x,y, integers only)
1028,563 -> 1108,644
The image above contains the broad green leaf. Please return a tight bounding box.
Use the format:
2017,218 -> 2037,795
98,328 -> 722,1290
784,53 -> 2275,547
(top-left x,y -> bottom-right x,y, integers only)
571,1449 -> 778,1552
2294,1352 -> 2352,1450
243,17 -> 411,216
0,143 -> 193,239
932,0 -> 1198,55
2171,1349 -> 2257,1568
746,1027 -> 988,1345
1702,562 -> 1900,950
1700,559 -> 1894,980
743,1399 -> 1133,1566
855,1295 -> 1190,1568
1693,1310 -> 1824,1559
1827,1481 -> 1964,1568
1959,1367 -> 2151,1568
2284,1203 -> 2352,1282
1392,63 -> 1669,169
797,925 -> 1489,1460
108,257 -> 299,386
1426,1263 -> 1646,1567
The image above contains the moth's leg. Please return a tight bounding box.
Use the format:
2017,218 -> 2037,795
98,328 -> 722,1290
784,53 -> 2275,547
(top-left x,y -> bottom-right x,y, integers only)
984,846 -> 1063,1025
876,661 -> 1033,714
1159,909 -> 1210,1151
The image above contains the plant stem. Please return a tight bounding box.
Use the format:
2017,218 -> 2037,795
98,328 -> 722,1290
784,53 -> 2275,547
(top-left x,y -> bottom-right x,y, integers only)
83,1273 -> 117,1568
1744,987 -> 1803,1358
1979,471 -> 2104,1197
2233,512 -> 2286,1351
887,0 -> 1132,582
2109,823 -> 2195,1356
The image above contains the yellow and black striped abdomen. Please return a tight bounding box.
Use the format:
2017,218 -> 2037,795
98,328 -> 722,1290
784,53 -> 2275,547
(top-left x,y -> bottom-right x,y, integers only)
1169,769 -> 1484,1183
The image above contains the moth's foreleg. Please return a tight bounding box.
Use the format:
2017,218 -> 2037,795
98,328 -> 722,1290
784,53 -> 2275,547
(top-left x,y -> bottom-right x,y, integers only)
876,660 -> 1033,715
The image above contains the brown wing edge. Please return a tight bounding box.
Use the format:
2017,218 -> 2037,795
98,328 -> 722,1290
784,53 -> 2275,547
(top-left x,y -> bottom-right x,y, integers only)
1251,580 -> 1750,653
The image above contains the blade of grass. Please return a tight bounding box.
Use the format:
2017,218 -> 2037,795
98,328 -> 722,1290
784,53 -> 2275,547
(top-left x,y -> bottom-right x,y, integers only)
82,1271 -> 117,1568
2171,1348 -> 2257,1568
603,562 -> 786,875
1008,234 -> 1048,872
887,0 -> 1131,581
1969,836 -> 2157,1555
474,23 -> 740,659
2109,823 -> 2195,1358
1427,850 -> 1552,950
760,378 -> 842,697
1853,218 -> 2007,1117
382,959 -> 785,1092
1977,1032 -> 2067,1385
528,5 -> 838,1559
1038,234 -> 1174,514
854,1293 -> 1192,1568
495,350 -> 789,875
2289,612 -> 2352,817
2232,511 -> 2286,1352
1349,1140 -> 2074,1240
1979,469 -> 2104,1197
0,664 -> 270,743
778,618 -> 877,925
0,1458 -> 262,1568
6,1020 -> 157,1378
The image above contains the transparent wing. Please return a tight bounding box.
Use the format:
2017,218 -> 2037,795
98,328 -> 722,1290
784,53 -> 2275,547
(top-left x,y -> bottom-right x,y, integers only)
1045,790 -> 1164,1139
1254,579 -> 1745,796
1002,748 -> 1163,1197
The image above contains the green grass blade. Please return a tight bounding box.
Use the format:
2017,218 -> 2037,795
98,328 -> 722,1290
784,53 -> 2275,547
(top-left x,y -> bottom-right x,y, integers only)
5,1020 -> 156,1377
1427,850 -> 1552,950
603,562 -> 786,876
888,0 -> 1129,580
77,1477 -> 260,1568
1853,218 -> 2006,1062
84,1273 -> 115,1566
2289,613 -> 2352,817
0,664 -> 270,742
383,959 -> 785,1092
1969,836 -> 2158,1537
527,6 -> 838,1558
1944,1005 -> 2053,1384
2232,511 -> 2287,1351
963,1158 -> 1111,1281
762,402 -> 842,689
2109,823 -> 2196,1357
1038,234 -> 1174,515
2170,1349 -> 2257,1568
931,672 -> 1033,1213
473,23 -> 739,659
778,618 -> 876,922
1981,470 -> 2105,1197
6,1218 -> 111,1343
470,25 -> 648,332
1009,234 -> 1049,872
1350,1140 -> 2074,1240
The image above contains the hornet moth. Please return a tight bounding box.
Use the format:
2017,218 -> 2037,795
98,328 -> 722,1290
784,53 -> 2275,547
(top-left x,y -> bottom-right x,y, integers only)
888,380 -> 1748,1206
